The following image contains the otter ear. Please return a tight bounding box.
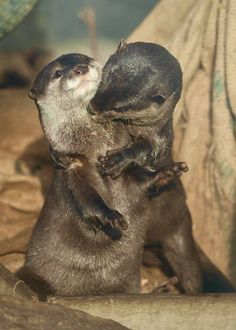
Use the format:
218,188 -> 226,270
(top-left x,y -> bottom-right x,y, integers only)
28,88 -> 42,100
116,39 -> 128,54
28,89 -> 37,99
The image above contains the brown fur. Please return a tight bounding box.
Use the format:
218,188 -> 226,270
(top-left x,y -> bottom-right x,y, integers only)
91,41 -> 235,293
91,42 -> 203,293
18,54 -> 152,299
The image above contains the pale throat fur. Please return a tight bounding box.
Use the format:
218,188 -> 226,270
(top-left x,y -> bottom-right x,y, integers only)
37,62 -> 106,155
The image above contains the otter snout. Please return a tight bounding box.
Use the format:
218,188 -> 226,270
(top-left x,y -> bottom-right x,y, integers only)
63,63 -> 101,105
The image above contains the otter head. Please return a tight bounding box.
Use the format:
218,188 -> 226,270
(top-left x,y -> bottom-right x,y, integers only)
29,53 -> 102,151
90,41 -> 182,127
29,53 -> 102,109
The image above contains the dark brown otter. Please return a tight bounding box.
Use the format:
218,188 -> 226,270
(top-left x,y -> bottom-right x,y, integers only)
18,53 -> 184,300
91,41 -> 235,293
90,41 -> 202,293
91,41 -> 182,178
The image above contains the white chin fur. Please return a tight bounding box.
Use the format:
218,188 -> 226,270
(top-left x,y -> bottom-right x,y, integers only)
66,77 -> 82,91
65,64 -> 101,102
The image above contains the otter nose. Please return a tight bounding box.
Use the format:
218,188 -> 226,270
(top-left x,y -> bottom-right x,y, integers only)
74,68 -> 82,75
74,65 -> 89,75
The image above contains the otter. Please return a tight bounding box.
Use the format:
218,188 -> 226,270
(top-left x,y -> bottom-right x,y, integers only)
90,41 -> 204,293
18,53 -> 186,299
91,41 -> 235,293
91,41 -> 182,176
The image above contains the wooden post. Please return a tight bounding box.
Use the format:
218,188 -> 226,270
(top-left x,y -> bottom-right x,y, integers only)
48,294 -> 236,330
0,295 -> 129,330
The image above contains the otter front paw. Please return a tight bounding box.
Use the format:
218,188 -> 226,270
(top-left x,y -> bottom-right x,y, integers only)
92,209 -> 128,235
155,161 -> 188,186
98,149 -> 130,179
102,209 -> 128,231
149,162 -> 188,197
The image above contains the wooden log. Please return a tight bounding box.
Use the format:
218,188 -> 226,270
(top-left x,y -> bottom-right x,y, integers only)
0,295 -> 129,330
0,263 -> 38,301
48,294 -> 236,330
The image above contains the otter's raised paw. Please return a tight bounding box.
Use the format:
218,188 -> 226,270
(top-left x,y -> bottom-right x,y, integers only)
155,161 -> 188,186
98,150 -> 130,179
93,209 -> 128,233
103,210 -> 128,231
148,162 -> 188,197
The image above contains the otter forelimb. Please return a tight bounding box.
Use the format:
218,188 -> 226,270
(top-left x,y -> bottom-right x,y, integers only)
98,137 -> 154,179
51,149 -> 128,233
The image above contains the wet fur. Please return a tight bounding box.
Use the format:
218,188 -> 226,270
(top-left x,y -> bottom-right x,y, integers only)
18,53 -> 153,299
92,41 -> 235,293
91,42 -> 203,293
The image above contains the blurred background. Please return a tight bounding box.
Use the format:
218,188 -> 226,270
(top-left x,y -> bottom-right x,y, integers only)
0,0 -> 157,88
1,0 -> 157,60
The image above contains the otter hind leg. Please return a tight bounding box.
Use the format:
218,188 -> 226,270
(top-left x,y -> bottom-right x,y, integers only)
161,226 -> 203,294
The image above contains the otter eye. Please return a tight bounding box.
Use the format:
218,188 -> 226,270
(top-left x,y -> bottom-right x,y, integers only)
153,95 -> 166,105
53,70 -> 63,79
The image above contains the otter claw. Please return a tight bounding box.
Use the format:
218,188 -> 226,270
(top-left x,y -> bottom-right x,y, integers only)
177,162 -> 188,172
98,150 -> 128,178
104,210 -> 128,231
154,161 -> 189,187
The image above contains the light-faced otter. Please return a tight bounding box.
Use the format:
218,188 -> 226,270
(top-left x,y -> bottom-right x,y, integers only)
91,41 -> 203,293
18,53 -> 185,299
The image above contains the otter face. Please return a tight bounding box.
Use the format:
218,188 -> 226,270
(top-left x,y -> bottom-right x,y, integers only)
28,54 -> 102,152
91,42 -> 182,126
91,92 -> 178,127
29,53 -> 102,107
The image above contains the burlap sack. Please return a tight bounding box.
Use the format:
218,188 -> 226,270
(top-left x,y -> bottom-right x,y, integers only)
0,90 -> 46,272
